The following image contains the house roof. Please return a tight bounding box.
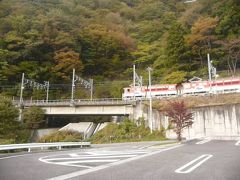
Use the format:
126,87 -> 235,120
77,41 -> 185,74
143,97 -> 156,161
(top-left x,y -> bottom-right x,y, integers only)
189,76 -> 203,82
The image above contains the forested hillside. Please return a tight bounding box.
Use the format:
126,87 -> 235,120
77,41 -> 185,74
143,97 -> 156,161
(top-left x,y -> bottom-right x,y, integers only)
0,0 -> 240,98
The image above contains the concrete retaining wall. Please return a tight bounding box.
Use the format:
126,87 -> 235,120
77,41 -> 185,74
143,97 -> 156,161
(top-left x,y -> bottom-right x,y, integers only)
142,103 -> 240,140
32,128 -> 59,141
189,104 -> 240,139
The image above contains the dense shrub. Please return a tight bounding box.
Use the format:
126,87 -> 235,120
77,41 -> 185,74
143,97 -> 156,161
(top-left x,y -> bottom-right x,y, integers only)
38,130 -> 83,143
91,118 -> 166,144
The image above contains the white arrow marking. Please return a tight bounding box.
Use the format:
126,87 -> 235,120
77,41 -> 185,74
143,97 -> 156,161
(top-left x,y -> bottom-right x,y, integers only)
235,140 -> 240,146
175,154 -> 213,174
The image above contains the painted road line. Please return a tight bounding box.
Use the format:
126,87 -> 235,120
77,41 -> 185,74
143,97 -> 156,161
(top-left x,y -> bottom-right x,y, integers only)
39,157 -> 93,168
39,151 -> 143,168
44,154 -> 138,161
0,154 -> 32,160
196,139 -> 211,145
48,159 -> 120,168
59,159 -> 120,164
138,145 -> 154,149
235,140 -> 240,146
86,151 -> 148,156
0,151 -> 51,160
53,163 -> 92,168
175,154 -> 213,174
47,144 -> 184,180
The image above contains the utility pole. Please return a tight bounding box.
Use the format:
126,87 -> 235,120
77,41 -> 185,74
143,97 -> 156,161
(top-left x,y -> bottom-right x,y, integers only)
133,64 -> 136,101
71,68 -> 76,102
19,73 -> 25,122
207,53 -> 212,82
90,79 -> 93,100
45,81 -> 49,102
20,73 -> 25,106
207,53 -> 212,94
147,67 -> 153,133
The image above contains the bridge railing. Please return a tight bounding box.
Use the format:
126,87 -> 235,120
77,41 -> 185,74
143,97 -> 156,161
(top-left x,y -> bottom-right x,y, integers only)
0,142 -> 91,152
12,98 -> 135,106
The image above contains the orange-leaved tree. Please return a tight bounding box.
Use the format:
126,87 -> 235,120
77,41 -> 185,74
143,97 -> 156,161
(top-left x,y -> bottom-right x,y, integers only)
164,100 -> 193,141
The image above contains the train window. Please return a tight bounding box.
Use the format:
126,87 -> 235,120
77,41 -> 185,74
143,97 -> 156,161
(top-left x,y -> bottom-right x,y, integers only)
224,81 -> 240,85
232,81 -> 240,85
224,82 -> 232,85
216,83 -> 224,86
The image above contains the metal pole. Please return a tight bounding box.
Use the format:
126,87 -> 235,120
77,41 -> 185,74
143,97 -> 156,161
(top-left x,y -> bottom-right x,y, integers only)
207,53 -> 212,81
20,73 -> 25,105
90,79 -> 93,100
140,75 -> 143,117
19,73 -> 25,122
71,68 -> 75,102
147,67 -> 153,133
46,81 -> 49,102
133,64 -> 136,101
207,54 -> 212,94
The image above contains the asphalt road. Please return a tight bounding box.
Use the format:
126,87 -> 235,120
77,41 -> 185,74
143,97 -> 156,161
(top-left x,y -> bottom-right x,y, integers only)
0,140 -> 240,180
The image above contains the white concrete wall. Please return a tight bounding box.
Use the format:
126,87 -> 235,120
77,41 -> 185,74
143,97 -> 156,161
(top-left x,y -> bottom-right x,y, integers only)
42,105 -> 134,115
149,104 -> 240,140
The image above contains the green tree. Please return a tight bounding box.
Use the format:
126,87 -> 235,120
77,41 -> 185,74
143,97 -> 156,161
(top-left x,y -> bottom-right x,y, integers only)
166,22 -> 187,69
162,71 -> 187,84
23,106 -> 45,128
0,97 -> 19,141
215,0 -> 240,38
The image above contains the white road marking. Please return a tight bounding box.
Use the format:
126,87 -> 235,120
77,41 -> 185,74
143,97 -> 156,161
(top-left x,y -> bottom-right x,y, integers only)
0,152 -> 49,160
69,153 -> 81,157
45,154 -> 137,161
235,140 -> 240,146
0,154 -> 32,160
85,150 -> 147,156
196,139 -> 211,144
175,154 -> 213,174
39,150 -> 147,168
47,159 -> 120,168
58,159 -> 120,164
138,145 -> 153,149
47,144 -> 183,180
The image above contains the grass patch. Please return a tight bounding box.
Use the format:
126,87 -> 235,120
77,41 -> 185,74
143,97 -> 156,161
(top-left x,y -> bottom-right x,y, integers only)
154,93 -> 240,111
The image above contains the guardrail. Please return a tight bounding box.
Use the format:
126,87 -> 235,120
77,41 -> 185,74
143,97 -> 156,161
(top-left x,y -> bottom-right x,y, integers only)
0,142 -> 91,152
12,98 -> 135,106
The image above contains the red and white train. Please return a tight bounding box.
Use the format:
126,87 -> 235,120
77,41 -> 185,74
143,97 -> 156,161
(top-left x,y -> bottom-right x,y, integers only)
122,77 -> 240,99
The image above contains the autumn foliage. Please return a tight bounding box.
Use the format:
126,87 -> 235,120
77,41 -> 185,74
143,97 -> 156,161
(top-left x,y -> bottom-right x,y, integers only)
0,0 -> 240,98
164,100 -> 193,141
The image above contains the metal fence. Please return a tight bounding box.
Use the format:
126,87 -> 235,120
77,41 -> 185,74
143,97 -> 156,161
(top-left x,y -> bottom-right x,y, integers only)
0,142 -> 91,152
12,98 -> 135,106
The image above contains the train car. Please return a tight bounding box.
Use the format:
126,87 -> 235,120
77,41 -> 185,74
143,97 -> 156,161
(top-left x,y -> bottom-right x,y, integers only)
122,77 -> 240,100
